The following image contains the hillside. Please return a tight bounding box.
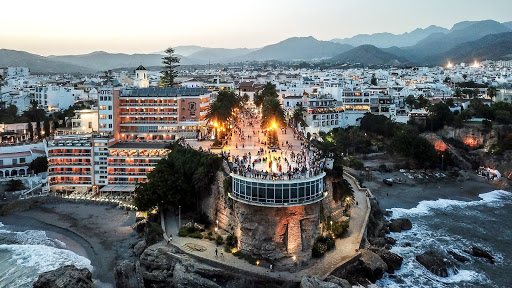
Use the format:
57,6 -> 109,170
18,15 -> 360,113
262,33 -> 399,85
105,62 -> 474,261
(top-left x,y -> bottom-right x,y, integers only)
405,20 -> 511,61
188,48 -> 257,63
50,51 -> 204,71
331,25 -> 448,48
328,45 -> 410,66
0,49 -> 94,74
235,36 -> 352,62
425,32 -> 512,65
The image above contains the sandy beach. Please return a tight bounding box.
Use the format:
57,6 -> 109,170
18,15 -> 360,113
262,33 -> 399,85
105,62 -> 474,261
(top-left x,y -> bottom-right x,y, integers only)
362,169 -> 499,210
0,200 -> 138,287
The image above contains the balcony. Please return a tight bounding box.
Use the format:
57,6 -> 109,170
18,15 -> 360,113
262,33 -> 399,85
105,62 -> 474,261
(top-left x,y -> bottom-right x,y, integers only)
119,102 -> 178,107
107,171 -> 149,176
107,162 -> 157,167
119,111 -> 177,116
49,180 -> 92,186
48,162 -> 92,167
107,180 -> 142,185
48,152 -> 92,157
120,120 -> 178,125
48,171 -> 92,176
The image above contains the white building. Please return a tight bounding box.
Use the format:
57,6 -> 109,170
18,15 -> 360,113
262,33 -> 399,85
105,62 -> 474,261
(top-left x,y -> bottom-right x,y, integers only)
133,65 -> 149,88
71,109 -> 99,134
0,142 -> 45,177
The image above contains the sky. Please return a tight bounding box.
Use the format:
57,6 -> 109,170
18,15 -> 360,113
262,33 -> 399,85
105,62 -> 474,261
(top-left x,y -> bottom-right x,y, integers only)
2,0 -> 512,56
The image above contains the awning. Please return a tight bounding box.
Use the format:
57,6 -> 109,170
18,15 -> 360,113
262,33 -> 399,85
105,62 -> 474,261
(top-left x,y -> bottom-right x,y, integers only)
100,185 -> 136,192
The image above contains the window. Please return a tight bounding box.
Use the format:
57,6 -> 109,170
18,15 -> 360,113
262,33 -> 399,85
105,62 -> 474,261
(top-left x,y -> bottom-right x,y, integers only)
89,122 -> 92,128
0,160 -> 3,166
19,158 -> 26,163
108,124 -> 112,128
108,115 -> 113,119
108,106 -> 112,110
13,159 -> 18,165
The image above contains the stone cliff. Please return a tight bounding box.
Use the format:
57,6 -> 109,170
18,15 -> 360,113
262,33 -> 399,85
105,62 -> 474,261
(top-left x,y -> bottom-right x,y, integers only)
202,166 -> 343,266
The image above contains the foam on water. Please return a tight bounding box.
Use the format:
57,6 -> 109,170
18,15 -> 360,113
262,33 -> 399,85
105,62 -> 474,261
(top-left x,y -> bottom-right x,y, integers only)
0,244 -> 92,273
0,222 -> 4,228
390,190 -> 512,218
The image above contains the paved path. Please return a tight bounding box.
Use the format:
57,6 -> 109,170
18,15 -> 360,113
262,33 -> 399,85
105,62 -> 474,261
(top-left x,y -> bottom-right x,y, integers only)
173,109 -> 371,280
162,171 -> 370,281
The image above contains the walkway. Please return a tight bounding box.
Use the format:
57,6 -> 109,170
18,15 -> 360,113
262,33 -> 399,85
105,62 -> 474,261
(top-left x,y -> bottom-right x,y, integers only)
161,170 -> 370,282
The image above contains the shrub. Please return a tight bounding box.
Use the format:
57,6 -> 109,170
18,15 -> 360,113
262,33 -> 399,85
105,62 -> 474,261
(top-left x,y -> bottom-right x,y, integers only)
331,221 -> 349,239
233,250 -> 258,265
189,231 -> 203,239
215,235 -> 224,246
194,212 -> 211,229
224,234 -> 238,252
312,234 -> 336,258
146,222 -> 164,246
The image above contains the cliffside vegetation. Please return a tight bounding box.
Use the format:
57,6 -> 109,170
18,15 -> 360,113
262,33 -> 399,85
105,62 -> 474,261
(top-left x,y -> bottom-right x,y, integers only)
134,143 -> 222,212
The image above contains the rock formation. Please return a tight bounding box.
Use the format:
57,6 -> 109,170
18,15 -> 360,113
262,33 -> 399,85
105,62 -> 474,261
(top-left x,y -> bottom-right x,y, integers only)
415,250 -> 459,277
33,265 -> 96,288
370,248 -> 403,273
388,218 -> 412,233
114,260 -> 144,288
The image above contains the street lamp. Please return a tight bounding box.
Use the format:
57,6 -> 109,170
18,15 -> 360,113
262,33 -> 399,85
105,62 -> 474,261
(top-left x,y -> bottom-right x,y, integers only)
330,221 -> 333,231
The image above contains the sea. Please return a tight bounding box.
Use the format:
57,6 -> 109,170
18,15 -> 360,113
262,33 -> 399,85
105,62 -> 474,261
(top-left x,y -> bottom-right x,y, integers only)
0,223 -> 93,288
377,190 -> 512,288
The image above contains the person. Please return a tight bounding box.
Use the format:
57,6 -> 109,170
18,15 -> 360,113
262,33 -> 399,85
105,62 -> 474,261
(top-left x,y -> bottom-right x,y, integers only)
215,248 -> 218,257
270,264 -> 273,272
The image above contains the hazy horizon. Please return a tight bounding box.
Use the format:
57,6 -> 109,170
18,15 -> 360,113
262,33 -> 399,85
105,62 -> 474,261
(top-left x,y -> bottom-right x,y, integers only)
2,0 -> 512,56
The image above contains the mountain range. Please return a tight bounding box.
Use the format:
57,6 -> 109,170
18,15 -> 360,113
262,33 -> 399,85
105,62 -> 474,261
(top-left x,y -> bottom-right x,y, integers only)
1,19 -> 512,73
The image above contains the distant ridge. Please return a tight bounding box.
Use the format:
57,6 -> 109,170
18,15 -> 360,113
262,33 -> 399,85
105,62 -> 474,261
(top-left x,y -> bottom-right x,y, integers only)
327,45 -> 411,66
0,49 -> 94,74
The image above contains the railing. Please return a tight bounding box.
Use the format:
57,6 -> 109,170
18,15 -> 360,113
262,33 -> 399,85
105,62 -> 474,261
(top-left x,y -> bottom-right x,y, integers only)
109,154 -> 164,158
119,112 -> 177,116
119,103 -> 178,107
107,171 -> 149,176
48,162 -> 92,166
48,153 -> 92,157
50,181 -> 92,185
107,162 -> 157,167
120,120 -> 178,124
49,171 -> 92,176
107,180 -> 140,185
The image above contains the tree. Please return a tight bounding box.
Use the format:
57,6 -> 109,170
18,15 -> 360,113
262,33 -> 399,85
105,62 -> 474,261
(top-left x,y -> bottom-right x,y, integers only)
27,122 -> 34,141
103,70 -> 114,84
443,76 -> 451,84
261,97 -> 285,129
454,87 -> 463,99
292,105 -> 306,128
428,102 -> 454,131
371,74 -> 378,86
261,82 -> 278,99
487,86 -> 497,104
462,74 -> 468,81
6,104 -> 18,118
472,88 -> 480,98
29,156 -> 48,174
36,121 -> 41,139
241,93 -> 250,104
160,47 -> 180,87
253,91 -> 265,108
43,118 -> 51,136
133,143 -> 222,212
6,179 -> 25,192
405,95 -> 416,110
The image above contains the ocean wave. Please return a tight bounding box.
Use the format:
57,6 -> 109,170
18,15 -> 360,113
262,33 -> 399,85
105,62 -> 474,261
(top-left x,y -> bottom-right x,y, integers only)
390,190 -> 512,218
0,222 -> 4,228
0,244 -> 93,273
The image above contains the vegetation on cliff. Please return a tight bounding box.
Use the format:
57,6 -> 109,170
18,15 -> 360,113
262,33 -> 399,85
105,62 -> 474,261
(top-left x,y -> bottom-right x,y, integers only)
134,143 -> 222,211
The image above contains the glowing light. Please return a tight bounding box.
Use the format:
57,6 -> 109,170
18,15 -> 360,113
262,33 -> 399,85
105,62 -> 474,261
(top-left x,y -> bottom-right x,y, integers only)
446,62 -> 453,69
231,248 -> 238,254
292,256 -> 297,261
256,260 -> 260,265
472,61 -> 480,68
272,122 -> 277,129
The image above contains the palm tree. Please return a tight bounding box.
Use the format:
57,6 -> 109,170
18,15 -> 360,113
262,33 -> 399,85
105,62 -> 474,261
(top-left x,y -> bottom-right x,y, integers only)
487,86 -> 497,105
261,97 -> 285,129
292,105 -> 306,128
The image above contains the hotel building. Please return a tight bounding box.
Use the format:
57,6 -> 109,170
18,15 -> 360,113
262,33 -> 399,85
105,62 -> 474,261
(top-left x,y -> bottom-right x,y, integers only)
45,87 -> 211,193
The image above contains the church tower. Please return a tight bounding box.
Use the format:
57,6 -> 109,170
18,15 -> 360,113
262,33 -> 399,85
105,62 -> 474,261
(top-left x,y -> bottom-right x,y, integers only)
134,65 -> 149,88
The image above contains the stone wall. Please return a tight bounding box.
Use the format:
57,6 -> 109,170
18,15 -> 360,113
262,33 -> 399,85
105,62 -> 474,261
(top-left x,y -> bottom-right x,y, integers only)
202,163 -> 344,267
437,124 -> 497,149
